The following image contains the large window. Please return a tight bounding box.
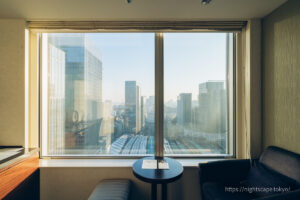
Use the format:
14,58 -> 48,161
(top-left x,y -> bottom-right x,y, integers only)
40,32 -> 235,157
164,33 -> 234,155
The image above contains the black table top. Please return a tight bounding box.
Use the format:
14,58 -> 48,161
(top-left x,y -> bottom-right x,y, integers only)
132,157 -> 183,184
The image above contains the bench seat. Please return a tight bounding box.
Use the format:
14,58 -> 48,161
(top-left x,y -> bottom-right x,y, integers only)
88,179 -> 131,200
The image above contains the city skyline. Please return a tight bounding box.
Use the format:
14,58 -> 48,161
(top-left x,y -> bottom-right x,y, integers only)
87,32 -> 227,103
45,33 -> 229,155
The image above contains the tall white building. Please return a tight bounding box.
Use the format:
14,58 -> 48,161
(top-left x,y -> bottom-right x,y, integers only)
146,95 -> 155,123
48,44 -> 65,155
198,81 -> 226,133
49,33 -> 103,148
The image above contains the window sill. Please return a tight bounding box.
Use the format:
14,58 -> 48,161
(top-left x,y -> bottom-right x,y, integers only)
39,158 -> 227,168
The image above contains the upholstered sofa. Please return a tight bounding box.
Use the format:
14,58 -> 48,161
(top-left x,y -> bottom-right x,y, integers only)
199,146 -> 300,200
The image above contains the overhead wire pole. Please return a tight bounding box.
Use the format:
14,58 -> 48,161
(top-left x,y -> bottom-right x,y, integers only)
155,32 -> 164,159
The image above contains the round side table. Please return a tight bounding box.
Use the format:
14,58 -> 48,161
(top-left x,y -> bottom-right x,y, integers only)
132,156 -> 183,200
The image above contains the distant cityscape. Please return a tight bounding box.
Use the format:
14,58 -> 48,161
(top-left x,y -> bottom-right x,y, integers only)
47,34 -> 228,155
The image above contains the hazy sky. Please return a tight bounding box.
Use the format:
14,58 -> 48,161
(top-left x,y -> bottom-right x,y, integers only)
87,33 -> 227,103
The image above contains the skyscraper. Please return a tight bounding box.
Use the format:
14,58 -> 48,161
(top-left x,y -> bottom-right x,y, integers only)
136,85 -> 141,133
48,44 -> 65,155
125,81 -> 141,134
100,100 -> 113,136
198,81 -> 226,133
99,100 -> 114,150
49,34 -> 103,149
140,96 -> 146,128
146,95 -> 155,123
177,93 -> 192,126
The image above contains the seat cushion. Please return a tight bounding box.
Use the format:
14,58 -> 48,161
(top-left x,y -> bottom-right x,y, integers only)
259,146 -> 300,186
245,161 -> 296,197
88,179 -> 131,200
202,182 -> 254,200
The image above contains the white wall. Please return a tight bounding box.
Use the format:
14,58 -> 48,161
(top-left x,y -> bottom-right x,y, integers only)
0,19 -> 26,146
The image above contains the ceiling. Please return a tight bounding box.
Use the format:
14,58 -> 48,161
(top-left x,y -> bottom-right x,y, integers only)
0,0 -> 287,21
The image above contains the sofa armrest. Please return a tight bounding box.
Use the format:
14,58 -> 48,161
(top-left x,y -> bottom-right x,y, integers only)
199,159 -> 251,184
254,189 -> 300,200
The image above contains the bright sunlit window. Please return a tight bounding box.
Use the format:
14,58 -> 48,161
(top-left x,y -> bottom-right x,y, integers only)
40,32 -> 235,157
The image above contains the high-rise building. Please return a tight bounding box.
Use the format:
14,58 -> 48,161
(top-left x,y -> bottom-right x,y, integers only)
100,100 -> 114,135
125,81 -> 141,134
136,85 -> 141,133
141,96 -> 146,128
49,34 -> 102,149
48,44 -> 66,155
177,93 -> 192,126
198,81 -> 226,133
125,81 -> 137,133
99,100 -> 113,150
146,96 -> 155,123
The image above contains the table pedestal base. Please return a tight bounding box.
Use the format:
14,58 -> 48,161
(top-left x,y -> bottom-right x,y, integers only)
151,183 -> 167,200
151,183 -> 157,200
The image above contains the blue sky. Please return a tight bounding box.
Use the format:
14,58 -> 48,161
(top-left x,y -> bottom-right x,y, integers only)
87,33 -> 227,103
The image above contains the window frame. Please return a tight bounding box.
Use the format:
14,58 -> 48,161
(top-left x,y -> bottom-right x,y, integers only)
37,28 -> 238,159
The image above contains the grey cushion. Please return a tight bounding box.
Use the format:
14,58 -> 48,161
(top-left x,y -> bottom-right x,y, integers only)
259,146 -> 300,185
88,179 -> 131,200
245,161 -> 296,197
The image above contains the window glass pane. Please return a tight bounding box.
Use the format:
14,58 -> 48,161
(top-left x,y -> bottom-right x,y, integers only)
42,33 -> 155,156
164,33 -> 233,155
